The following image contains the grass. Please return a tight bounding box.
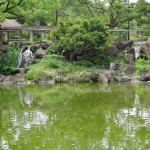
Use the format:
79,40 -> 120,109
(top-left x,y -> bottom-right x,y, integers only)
25,54 -> 97,83
134,58 -> 150,73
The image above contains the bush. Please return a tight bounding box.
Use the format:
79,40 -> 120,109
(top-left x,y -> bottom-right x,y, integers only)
48,18 -> 109,62
134,58 -> 150,72
25,54 -> 95,81
0,42 -> 20,74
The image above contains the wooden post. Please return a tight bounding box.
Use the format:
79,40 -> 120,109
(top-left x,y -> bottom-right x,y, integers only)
41,31 -> 46,40
19,31 -> 22,40
5,31 -> 9,41
29,30 -> 34,42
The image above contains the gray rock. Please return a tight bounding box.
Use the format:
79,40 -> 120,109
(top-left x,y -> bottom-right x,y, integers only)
91,72 -> 99,82
0,74 -> 5,83
32,42 -> 49,51
110,62 -> 120,70
106,45 -> 118,56
35,48 -> 46,59
0,43 -> 8,52
35,76 -> 54,84
131,76 -> 140,84
122,64 -> 135,75
3,76 -> 18,84
140,71 -> 150,81
99,70 -> 114,83
123,53 -> 134,64
113,40 -> 133,50
115,76 -> 131,82
140,43 -> 150,59
17,79 -> 28,85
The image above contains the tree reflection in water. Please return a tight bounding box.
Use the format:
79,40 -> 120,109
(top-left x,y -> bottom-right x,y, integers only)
0,83 -> 150,150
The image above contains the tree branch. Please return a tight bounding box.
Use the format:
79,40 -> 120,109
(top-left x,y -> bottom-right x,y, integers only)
3,0 -> 24,13
0,1 -> 6,6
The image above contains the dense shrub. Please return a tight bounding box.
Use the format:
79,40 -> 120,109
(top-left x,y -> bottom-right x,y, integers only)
48,18 -> 109,63
0,42 -> 20,74
25,54 -> 95,81
134,58 -> 150,72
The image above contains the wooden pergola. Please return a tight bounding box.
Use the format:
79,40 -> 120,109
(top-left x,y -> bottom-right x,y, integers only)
0,19 -> 52,42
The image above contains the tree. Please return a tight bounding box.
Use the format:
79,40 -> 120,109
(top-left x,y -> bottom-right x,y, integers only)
0,0 -> 24,21
49,17 -> 109,62
90,0 -> 137,29
135,0 -> 150,29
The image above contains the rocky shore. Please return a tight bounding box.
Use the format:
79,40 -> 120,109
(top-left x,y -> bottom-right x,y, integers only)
0,69 -> 150,85
0,40 -> 150,85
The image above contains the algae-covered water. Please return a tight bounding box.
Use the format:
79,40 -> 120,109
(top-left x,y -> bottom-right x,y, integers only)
0,83 -> 150,150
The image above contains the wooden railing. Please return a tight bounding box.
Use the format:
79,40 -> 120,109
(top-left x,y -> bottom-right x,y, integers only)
0,26 -> 52,31
108,29 -> 150,41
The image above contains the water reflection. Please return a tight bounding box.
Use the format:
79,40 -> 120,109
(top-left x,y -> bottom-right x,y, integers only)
0,83 -> 150,150
101,91 -> 150,149
0,86 -> 50,150
18,87 -> 33,107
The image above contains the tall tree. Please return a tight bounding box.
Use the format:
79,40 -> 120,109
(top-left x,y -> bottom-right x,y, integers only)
135,0 -> 150,29
0,0 -> 24,21
91,0 -> 136,29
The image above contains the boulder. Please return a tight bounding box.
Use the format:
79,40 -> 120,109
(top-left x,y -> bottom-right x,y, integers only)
115,76 -> 131,82
40,42 -> 50,50
91,72 -> 99,82
110,62 -> 120,70
123,53 -> 134,64
140,71 -> 150,81
99,70 -> 114,83
113,40 -> 133,50
122,64 -> 135,75
35,76 -> 54,84
0,43 -> 8,52
3,76 -> 17,84
32,42 -> 49,51
35,48 -> 46,59
105,45 -> 118,56
131,76 -> 140,84
127,47 -> 135,55
140,43 -> 150,59
0,74 -> 5,83
17,79 -> 28,85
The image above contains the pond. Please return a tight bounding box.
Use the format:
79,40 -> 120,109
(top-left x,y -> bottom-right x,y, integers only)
0,83 -> 150,150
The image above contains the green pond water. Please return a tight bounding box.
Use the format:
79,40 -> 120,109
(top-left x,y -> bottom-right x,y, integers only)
0,83 -> 150,150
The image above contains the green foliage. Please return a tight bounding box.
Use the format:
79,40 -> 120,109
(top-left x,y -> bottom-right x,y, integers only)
74,60 -> 94,68
55,71 -> 92,83
134,58 -> 150,72
135,0 -> 150,29
119,59 -> 127,66
25,54 -> 95,82
39,54 -> 66,69
5,43 -> 20,67
0,42 -> 20,74
50,18 -> 109,62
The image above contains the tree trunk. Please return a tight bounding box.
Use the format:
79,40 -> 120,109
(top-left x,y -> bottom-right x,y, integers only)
0,31 -> 2,42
